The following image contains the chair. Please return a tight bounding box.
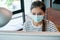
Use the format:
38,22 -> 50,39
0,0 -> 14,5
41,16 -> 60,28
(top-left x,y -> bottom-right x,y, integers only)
46,8 -> 60,31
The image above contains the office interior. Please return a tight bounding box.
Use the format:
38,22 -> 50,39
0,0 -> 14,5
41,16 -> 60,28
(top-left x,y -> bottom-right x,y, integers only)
0,0 -> 60,31
0,0 -> 60,40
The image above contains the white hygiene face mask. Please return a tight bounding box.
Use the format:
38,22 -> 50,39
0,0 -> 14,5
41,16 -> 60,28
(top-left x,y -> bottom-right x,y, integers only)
31,15 -> 44,22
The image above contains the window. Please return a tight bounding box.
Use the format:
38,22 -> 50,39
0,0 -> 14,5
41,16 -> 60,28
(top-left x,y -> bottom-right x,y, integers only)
0,0 -> 25,24
0,0 -> 21,11
0,0 -> 25,31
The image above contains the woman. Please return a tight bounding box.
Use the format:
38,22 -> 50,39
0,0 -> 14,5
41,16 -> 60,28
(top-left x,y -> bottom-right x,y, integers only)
23,1 -> 58,32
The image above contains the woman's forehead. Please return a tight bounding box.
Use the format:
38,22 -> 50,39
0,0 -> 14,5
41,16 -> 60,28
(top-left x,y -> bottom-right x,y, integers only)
31,7 -> 44,13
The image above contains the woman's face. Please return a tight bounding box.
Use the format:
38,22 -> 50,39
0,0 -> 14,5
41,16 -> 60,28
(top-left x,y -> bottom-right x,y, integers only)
31,7 -> 45,23
31,7 -> 45,16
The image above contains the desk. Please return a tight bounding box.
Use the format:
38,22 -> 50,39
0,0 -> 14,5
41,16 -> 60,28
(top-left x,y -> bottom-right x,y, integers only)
0,31 -> 60,40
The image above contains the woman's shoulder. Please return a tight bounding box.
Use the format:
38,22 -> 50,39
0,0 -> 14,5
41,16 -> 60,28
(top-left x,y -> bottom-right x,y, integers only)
23,19 -> 32,31
46,20 -> 56,28
46,20 -> 55,25
46,20 -> 58,32
23,20 -> 32,27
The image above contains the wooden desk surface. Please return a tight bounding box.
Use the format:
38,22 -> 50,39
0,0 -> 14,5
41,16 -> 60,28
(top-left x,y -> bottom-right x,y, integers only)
0,31 -> 60,40
0,31 -> 60,36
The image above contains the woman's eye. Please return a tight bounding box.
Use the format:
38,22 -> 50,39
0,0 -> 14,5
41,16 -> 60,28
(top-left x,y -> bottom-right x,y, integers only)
32,13 -> 42,15
37,13 -> 42,15
33,13 -> 35,15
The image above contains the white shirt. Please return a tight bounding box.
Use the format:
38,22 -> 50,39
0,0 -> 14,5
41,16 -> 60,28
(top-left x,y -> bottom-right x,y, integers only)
23,20 -> 58,32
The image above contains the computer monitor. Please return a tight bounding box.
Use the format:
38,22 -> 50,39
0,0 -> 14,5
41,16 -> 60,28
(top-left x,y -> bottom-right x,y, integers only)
0,32 -> 60,40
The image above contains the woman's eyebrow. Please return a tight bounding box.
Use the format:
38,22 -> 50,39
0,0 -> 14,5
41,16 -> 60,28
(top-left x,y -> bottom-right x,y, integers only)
33,13 -> 36,15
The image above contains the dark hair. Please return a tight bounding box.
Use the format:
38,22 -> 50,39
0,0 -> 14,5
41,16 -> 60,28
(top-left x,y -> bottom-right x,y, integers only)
31,1 -> 46,13
31,1 -> 46,31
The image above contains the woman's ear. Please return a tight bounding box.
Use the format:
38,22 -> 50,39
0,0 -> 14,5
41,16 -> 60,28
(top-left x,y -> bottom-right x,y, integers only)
44,13 -> 47,20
